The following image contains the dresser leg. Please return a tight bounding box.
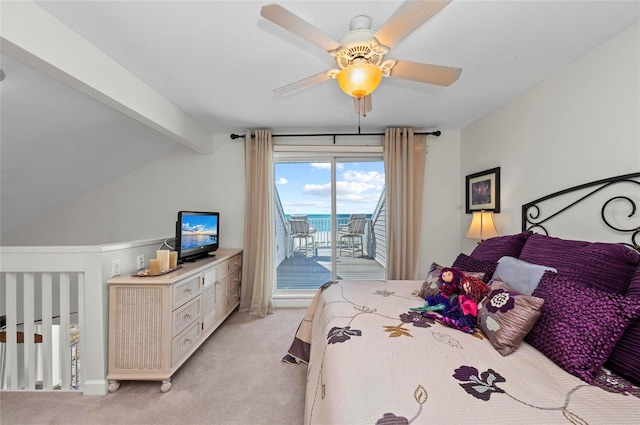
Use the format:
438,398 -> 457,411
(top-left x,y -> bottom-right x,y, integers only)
160,379 -> 172,393
108,380 -> 120,393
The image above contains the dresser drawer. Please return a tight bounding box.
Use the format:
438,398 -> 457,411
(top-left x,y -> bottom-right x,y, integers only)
172,274 -> 201,309
228,285 -> 240,309
228,254 -> 242,275
172,297 -> 201,338
228,270 -> 241,292
172,321 -> 201,366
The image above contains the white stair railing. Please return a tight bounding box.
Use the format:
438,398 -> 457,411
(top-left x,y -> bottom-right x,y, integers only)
1,270 -> 83,391
0,246 -> 106,394
1,238 -> 174,395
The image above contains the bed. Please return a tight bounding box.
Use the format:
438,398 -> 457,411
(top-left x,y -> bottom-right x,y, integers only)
283,172 -> 640,425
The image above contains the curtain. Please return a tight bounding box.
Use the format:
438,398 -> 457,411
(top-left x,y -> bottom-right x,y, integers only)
240,129 -> 274,317
383,128 -> 426,280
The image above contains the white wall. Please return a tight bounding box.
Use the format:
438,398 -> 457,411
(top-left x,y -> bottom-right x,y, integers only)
7,133 -> 246,249
459,22 -> 640,255
420,130 -> 462,277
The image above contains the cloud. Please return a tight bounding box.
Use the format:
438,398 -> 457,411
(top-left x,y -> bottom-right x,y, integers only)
310,163 -> 344,170
303,183 -> 331,197
303,180 -> 383,201
276,177 -> 288,185
310,163 -> 330,170
342,170 -> 385,185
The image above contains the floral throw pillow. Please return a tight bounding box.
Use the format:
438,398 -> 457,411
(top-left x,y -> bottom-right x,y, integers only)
417,262 -> 484,299
477,278 -> 544,356
525,271 -> 640,383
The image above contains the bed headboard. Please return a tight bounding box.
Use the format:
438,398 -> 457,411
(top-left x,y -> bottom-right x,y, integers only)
522,172 -> 640,252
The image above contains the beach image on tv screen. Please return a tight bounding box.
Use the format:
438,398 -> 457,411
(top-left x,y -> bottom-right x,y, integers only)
181,214 -> 218,250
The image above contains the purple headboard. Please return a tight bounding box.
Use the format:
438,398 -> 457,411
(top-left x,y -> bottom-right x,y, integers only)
522,172 -> 640,252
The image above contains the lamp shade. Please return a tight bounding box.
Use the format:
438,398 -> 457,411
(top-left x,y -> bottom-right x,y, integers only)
336,63 -> 382,98
465,211 -> 499,241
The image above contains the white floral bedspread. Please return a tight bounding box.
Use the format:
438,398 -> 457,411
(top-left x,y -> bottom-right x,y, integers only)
284,280 -> 640,425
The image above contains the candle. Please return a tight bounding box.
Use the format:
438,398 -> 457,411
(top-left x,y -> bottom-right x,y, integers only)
156,250 -> 170,272
149,259 -> 161,275
169,251 -> 178,270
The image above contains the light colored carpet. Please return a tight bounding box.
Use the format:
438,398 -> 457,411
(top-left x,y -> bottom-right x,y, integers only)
0,308 -> 308,425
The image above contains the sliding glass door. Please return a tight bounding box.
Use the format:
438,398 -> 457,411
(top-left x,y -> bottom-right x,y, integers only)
274,155 -> 385,292
274,159 -> 334,290
334,159 -> 385,281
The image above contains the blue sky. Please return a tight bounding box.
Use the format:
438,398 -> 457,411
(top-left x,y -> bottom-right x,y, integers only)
275,160 -> 384,215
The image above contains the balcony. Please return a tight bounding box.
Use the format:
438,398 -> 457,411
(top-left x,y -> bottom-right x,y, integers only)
275,192 -> 387,290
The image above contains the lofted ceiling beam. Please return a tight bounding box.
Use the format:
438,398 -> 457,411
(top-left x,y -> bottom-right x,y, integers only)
0,0 -> 212,154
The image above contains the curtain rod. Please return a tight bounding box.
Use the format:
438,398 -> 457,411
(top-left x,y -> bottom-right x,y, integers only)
230,130 -> 441,141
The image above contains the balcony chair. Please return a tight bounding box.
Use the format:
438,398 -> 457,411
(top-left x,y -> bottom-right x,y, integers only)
289,215 -> 316,257
339,214 -> 367,257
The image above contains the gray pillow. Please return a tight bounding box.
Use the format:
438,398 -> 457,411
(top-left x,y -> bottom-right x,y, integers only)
493,256 -> 556,295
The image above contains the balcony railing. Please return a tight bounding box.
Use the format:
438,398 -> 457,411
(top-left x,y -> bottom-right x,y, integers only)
287,216 -> 372,256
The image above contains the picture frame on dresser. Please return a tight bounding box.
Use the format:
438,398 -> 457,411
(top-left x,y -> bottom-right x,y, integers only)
466,167 -> 500,213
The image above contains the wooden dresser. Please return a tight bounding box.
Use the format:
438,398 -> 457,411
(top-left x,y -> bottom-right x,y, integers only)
107,248 -> 242,392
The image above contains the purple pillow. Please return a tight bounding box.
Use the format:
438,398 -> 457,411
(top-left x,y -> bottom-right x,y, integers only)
625,266 -> 640,298
606,320 -> 640,385
452,253 -> 497,282
606,269 -> 640,385
470,231 -> 533,262
525,271 -> 640,383
519,234 -> 640,294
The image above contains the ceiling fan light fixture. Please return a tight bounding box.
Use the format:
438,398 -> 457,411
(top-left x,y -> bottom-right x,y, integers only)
336,62 -> 382,98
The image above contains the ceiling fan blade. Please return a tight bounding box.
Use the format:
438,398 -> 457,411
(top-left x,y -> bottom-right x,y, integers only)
374,0 -> 452,49
273,72 -> 333,96
390,60 -> 461,86
261,4 -> 342,52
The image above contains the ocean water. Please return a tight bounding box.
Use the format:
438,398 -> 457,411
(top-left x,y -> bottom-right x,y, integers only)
285,214 -> 371,232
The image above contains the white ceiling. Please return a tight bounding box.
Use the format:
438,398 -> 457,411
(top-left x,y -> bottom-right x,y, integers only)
1,0 -> 639,242
29,0 -> 640,132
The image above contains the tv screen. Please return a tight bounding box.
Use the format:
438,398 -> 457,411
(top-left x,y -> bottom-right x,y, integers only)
176,211 -> 219,262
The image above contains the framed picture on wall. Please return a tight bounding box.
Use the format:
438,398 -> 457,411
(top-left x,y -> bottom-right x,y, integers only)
465,167 -> 500,213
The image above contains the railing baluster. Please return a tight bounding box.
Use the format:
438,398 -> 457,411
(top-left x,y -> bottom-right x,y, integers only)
5,273 -> 18,390
59,273 -> 71,390
23,273 -> 36,390
42,273 -> 53,390
76,272 -> 85,390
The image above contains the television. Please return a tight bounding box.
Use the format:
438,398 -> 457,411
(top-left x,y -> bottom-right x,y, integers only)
176,211 -> 219,262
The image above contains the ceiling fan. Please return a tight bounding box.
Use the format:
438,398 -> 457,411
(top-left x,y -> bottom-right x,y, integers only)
260,0 -> 462,115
